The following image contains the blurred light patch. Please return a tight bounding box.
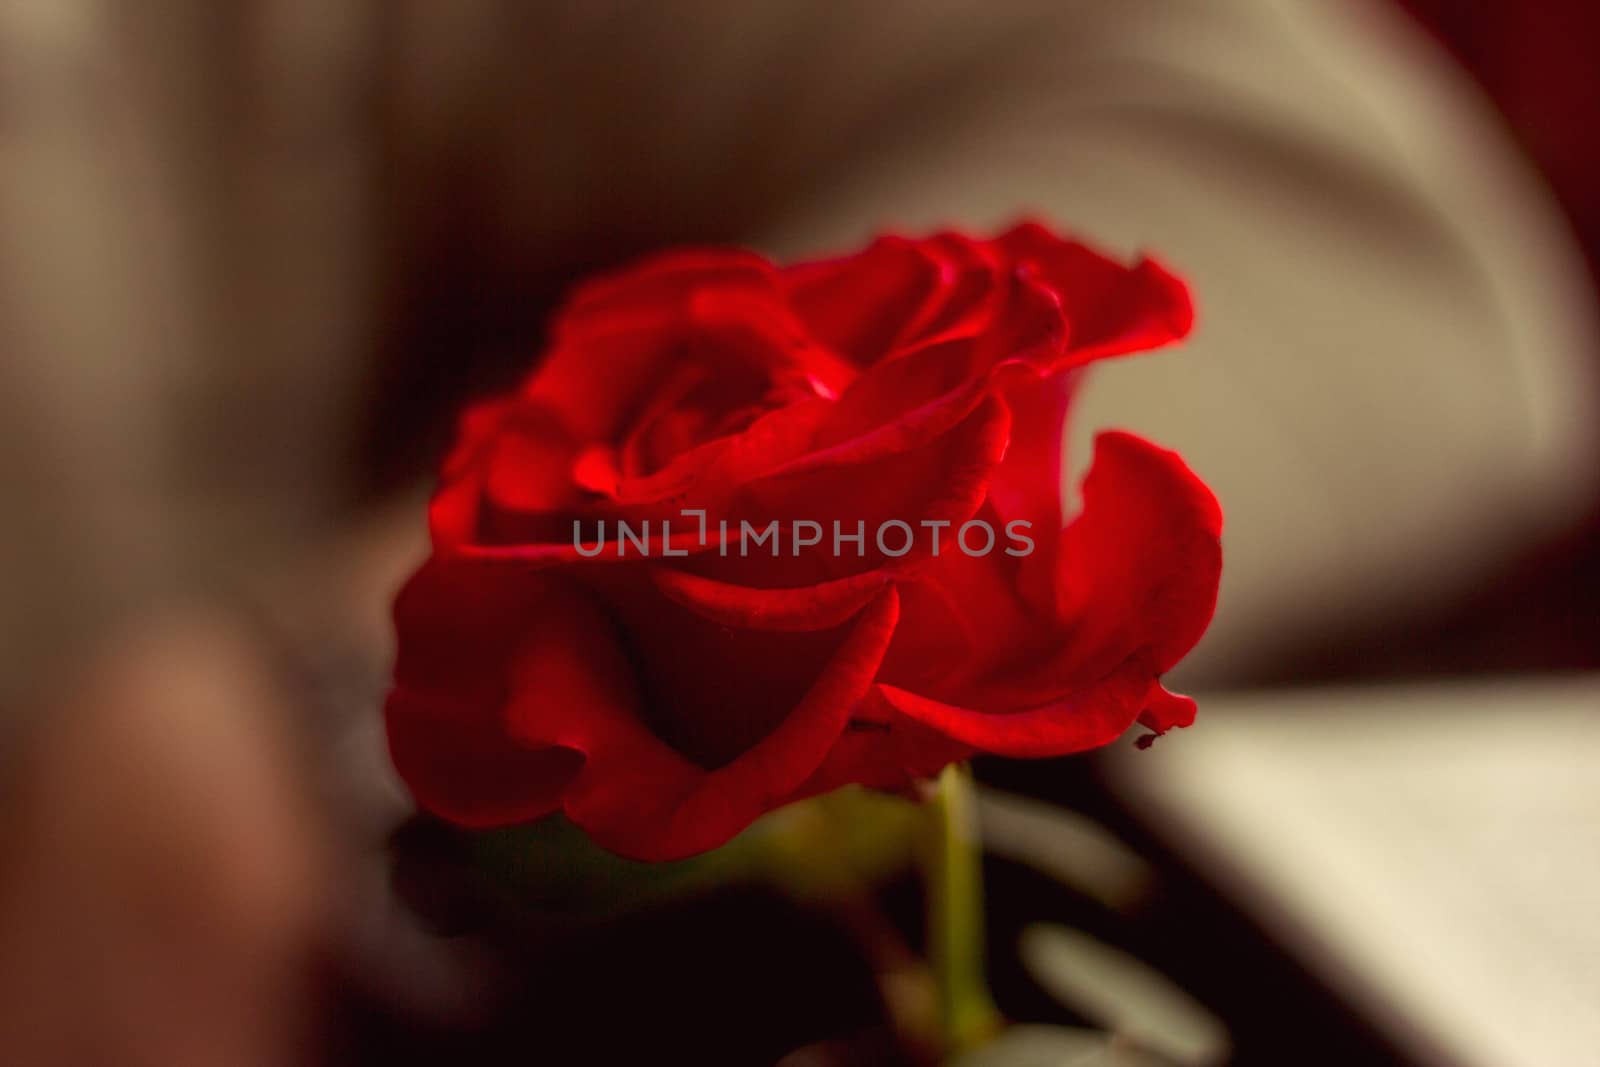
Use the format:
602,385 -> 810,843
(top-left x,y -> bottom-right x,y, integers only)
1107,677 -> 1600,1067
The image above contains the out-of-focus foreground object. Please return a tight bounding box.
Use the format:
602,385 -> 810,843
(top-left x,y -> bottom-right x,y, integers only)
0,608 -> 329,1067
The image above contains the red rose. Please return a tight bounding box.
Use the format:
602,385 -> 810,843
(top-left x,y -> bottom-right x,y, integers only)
385,223 -> 1221,861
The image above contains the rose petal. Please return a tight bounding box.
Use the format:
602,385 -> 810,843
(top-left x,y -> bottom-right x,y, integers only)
1053,432 -> 1222,672
983,362 -> 1077,615
650,566 -> 893,631
720,394 -> 1012,586
796,690 -> 971,797
875,511 -> 1035,696
555,587 -> 901,860
783,237 -> 946,364
901,232 -> 1008,349
874,658 -> 1154,757
1139,683 -> 1198,735
384,561 -> 616,826
997,221 -> 1193,367
968,431 -> 1221,721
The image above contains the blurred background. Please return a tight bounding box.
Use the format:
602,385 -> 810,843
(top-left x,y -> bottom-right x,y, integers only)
0,1 -> 1596,1064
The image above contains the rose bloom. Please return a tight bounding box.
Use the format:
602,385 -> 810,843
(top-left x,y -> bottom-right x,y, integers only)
386,223 -> 1221,861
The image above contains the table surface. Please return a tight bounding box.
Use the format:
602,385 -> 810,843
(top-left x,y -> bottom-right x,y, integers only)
1104,676 -> 1600,1067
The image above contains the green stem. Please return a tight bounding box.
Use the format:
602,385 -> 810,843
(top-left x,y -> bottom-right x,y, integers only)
922,763 -> 1003,1057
